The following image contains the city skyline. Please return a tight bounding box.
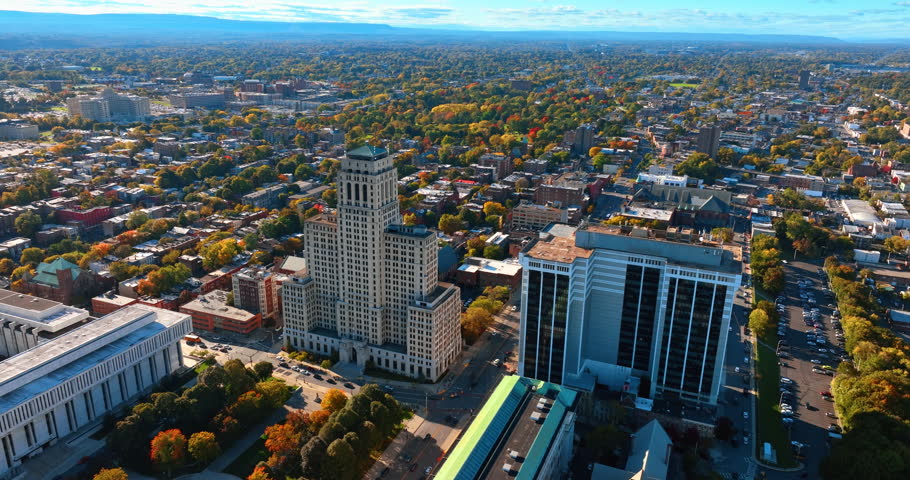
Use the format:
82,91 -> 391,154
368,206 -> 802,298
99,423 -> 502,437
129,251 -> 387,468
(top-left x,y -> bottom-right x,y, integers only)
4,1 -> 910,39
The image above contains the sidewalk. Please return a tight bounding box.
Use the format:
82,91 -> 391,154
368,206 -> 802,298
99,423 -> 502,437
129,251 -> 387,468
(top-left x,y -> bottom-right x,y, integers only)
206,405 -> 291,473
362,411 -> 428,479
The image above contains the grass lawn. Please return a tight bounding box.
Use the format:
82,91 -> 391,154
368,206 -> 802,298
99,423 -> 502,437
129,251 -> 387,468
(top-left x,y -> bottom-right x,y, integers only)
669,82 -> 699,88
754,339 -> 797,468
223,435 -> 269,478
194,358 -> 214,374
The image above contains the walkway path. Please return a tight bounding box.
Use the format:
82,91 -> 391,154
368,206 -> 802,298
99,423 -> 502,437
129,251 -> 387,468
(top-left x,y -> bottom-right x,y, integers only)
205,404 -> 294,474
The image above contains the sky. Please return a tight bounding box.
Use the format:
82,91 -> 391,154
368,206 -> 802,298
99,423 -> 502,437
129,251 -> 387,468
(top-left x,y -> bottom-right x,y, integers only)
3,0 -> 910,38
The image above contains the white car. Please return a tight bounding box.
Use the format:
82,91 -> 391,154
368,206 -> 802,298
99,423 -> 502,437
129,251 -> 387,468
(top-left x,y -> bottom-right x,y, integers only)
743,411 -> 749,419
781,377 -> 793,384
811,359 -> 822,364
743,436 -> 750,445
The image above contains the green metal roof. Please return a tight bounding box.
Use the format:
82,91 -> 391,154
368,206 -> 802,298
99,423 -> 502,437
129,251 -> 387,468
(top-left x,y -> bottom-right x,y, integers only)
515,382 -> 577,480
32,257 -> 81,288
347,145 -> 388,160
435,376 -> 577,480
436,375 -> 523,480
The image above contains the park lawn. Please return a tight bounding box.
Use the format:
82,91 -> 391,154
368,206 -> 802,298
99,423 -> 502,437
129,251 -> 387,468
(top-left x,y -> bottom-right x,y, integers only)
754,339 -> 797,468
669,82 -> 699,88
223,434 -> 269,478
194,358 -> 214,374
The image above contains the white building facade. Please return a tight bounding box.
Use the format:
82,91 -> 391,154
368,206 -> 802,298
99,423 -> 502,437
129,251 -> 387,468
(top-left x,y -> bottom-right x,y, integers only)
0,289 -> 89,358
283,146 -> 462,381
0,305 -> 191,478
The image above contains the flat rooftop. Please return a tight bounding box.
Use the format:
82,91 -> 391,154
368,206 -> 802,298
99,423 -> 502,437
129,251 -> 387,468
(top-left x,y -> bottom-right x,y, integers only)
0,288 -> 89,331
436,376 -> 577,480
458,258 -> 522,277
525,234 -> 593,263
92,293 -> 137,307
0,288 -> 62,313
180,290 -> 257,322
524,223 -> 742,275
0,305 -> 189,413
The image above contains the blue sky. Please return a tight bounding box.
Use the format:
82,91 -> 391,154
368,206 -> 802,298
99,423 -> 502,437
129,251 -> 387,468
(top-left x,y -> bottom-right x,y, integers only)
4,0 -> 910,38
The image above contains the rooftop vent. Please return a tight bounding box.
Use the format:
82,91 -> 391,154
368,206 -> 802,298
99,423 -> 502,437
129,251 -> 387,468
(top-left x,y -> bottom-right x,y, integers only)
509,450 -> 520,460
502,463 -> 513,474
530,412 -> 544,423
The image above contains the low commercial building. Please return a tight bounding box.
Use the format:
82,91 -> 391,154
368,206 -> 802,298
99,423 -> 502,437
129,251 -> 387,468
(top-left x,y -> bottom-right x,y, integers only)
510,202 -> 578,231
0,120 -> 38,140
435,375 -> 578,480
456,257 -> 522,289
0,289 -> 90,358
0,305 -> 191,478
91,292 -> 139,316
179,290 -> 261,334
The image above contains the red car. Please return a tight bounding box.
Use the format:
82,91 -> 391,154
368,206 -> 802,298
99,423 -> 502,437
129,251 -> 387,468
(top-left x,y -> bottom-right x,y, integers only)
820,391 -> 833,397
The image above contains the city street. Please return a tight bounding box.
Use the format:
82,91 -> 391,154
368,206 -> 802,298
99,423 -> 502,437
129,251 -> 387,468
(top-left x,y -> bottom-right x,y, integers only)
766,259 -> 841,478
180,307 -> 519,480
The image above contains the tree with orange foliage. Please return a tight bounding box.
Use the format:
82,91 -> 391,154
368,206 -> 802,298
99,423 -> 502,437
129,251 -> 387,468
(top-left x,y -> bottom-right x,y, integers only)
92,468 -> 129,480
150,429 -> 187,478
265,422 -> 303,456
247,466 -> 274,480
307,409 -> 331,434
322,389 -> 348,413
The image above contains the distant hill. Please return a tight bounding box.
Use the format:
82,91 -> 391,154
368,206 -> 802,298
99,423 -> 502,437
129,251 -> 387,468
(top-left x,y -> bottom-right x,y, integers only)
0,10 -> 845,48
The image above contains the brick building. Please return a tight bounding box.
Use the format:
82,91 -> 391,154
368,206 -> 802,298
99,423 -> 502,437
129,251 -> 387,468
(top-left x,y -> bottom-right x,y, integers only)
179,290 -> 261,334
56,206 -> 113,227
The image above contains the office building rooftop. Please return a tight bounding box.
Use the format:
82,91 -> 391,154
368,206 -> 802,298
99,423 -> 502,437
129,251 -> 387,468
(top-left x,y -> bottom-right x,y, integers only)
0,305 -> 188,413
436,375 -> 577,480
524,223 -> 741,274
0,288 -> 88,332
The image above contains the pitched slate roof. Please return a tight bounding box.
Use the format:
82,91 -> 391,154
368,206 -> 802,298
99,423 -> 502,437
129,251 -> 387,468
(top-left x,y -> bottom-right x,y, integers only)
633,184 -> 731,213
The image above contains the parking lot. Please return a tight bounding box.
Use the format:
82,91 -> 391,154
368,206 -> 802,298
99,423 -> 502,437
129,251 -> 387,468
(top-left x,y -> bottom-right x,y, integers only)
772,260 -> 844,473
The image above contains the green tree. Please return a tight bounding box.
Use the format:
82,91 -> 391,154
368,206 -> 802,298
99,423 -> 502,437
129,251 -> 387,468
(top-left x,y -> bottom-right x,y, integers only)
243,232 -> 260,251
674,152 -> 720,182
710,227 -> 734,243
322,188 -> 337,208
324,439 -> 356,480
19,247 -> 45,266
252,361 -> 274,380
14,211 -> 42,237
126,211 -> 150,230
187,431 -> 220,465
438,214 -> 463,235
748,308 -> 774,340
483,244 -> 504,260
299,436 -> 327,479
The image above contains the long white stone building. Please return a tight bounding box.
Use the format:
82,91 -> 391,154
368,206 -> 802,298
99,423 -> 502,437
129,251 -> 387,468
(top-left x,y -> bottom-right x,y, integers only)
282,146 -> 462,381
0,305 -> 191,478
0,289 -> 90,358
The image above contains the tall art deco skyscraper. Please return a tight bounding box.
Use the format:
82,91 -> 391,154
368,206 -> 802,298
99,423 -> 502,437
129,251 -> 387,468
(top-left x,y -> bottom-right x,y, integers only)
282,146 -> 462,381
